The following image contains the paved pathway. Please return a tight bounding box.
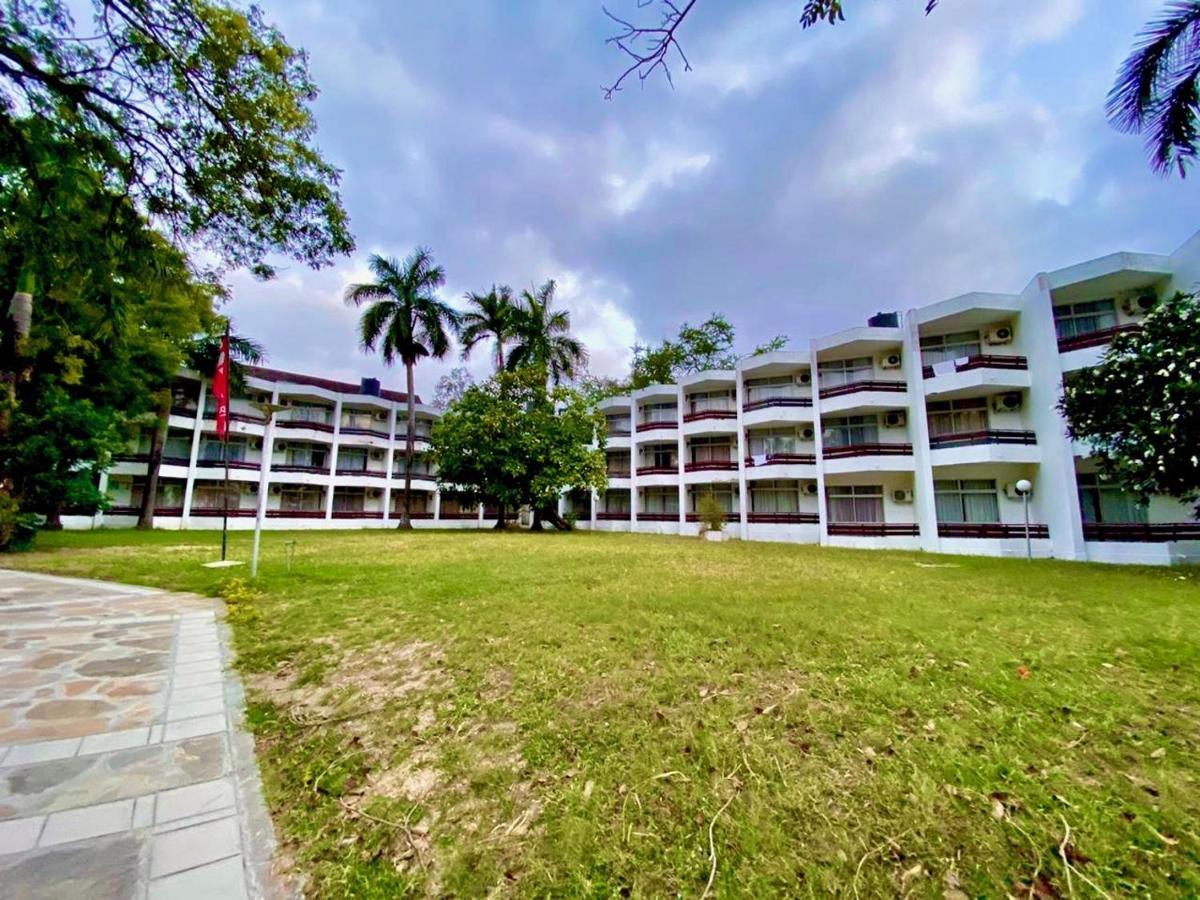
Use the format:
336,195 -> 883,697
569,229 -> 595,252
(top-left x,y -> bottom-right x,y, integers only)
0,569 -> 285,899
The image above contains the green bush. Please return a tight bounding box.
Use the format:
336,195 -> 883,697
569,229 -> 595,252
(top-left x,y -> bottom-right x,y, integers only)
696,493 -> 726,533
0,494 -> 40,552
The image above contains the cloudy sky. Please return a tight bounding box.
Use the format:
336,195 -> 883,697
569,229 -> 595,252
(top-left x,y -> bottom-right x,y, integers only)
222,0 -> 1195,400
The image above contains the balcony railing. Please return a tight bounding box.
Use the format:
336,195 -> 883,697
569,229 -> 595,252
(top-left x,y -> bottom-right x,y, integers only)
191,507 -> 257,518
742,395 -> 812,412
1057,324 -> 1141,353
684,460 -> 738,472
822,443 -> 913,459
196,459 -> 260,471
636,464 -> 678,476
606,468 -> 631,478
331,510 -> 384,519
267,509 -> 326,518
597,511 -> 631,521
928,430 -> 1036,449
335,467 -> 387,478
685,512 -> 740,523
439,511 -> 479,520
340,425 -> 391,438
682,409 -> 737,423
745,453 -> 816,467
922,354 -> 1028,379
937,523 -> 1049,539
273,464 -> 329,474
170,405 -> 199,418
606,428 -> 632,437
637,420 -> 678,432
277,418 -> 334,433
819,380 -> 906,400
747,512 -> 819,524
1082,523 -> 1200,542
827,523 -> 919,537
113,453 -> 192,468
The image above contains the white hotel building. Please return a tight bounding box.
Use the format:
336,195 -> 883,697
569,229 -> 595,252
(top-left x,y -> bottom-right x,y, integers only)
76,231 -> 1200,564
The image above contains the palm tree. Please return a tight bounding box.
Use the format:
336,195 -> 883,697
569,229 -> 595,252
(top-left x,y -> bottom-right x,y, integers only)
506,280 -> 588,385
1108,1 -> 1200,177
460,285 -> 517,372
344,249 -> 459,528
138,324 -> 265,529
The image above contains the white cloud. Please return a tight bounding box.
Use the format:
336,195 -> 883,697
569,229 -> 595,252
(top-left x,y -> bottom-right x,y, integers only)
605,143 -> 713,216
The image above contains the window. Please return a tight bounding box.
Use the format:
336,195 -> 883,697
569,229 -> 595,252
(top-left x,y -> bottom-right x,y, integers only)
393,492 -> 429,514
823,415 -> 879,448
285,445 -> 327,469
751,480 -> 800,514
439,492 -> 472,516
192,484 -> 245,511
280,486 -> 323,512
745,374 -> 806,404
164,434 -> 192,459
395,455 -> 433,477
920,330 -> 981,365
605,414 -> 632,434
934,479 -> 999,524
604,490 -> 631,514
1053,298 -> 1117,340
607,451 -> 631,475
746,427 -> 800,457
342,409 -> 377,430
641,402 -> 677,424
290,404 -> 331,424
332,489 -> 366,512
688,390 -> 734,414
200,439 -> 245,462
338,447 -> 368,471
926,397 -> 988,437
1076,473 -> 1148,524
818,356 -> 874,388
640,444 -> 677,469
826,485 -> 883,523
690,485 -> 736,513
689,436 -> 733,464
566,490 -> 591,517
641,486 -> 679,515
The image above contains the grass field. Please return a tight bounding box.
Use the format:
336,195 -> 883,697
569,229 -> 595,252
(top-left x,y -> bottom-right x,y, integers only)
5,529 -> 1199,897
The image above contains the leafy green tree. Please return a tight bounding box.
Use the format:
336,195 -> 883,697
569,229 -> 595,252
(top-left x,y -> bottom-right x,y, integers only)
460,285 -> 517,372
629,313 -> 786,388
430,368 -> 607,530
344,249 -> 460,528
507,280 -> 588,385
1059,291 -> 1200,515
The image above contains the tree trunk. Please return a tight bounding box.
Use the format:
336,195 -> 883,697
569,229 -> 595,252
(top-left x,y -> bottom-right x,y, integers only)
43,504 -> 62,530
544,508 -> 570,531
530,506 -> 543,531
398,361 -> 415,529
2,266 -> 35,435
492,502 -> 507,529
496,338 -> 504,373
137,394 -> 171,529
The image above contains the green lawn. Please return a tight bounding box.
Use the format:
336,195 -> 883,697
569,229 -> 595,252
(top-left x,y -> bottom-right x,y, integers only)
6,529 -> 1199,897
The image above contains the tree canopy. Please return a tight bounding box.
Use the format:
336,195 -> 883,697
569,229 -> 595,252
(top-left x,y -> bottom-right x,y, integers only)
628,313 -> 786,389
1059,291 -> 1200,516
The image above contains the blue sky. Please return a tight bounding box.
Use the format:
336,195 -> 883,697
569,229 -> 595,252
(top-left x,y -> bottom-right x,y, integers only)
222,0 -> 1195,399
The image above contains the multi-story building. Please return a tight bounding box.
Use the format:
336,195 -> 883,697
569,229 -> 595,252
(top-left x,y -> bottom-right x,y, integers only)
72,231 -> 1200,564
577,231 -> 1200,565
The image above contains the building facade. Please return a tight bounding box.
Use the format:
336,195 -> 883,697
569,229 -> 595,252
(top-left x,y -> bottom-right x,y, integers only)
574,231 -> 1200,565
72,232 -> 1200,564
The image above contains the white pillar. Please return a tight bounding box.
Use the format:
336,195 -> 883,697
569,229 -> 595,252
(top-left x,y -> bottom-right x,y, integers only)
325,398 -> 342,521
676,386 -> 687,529
734,365 -> 749,539
902,312 -> 939,552
180,379 -> 208,529
383,405 -> 397,524
811,342 -> 830,546
630,396 -> 640,530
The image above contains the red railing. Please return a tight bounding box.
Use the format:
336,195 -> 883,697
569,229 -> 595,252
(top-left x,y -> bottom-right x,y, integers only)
606,469 -> 631,478
928,430 -> 1036,449
196,459 -> 260,470
937,523 -> 1049,539
639,512 -> 680,522
744,453 -> 816,467
827,522 -> 919,537
331,510 -> 384,519
682,409 -> 737,423
277,418 -> 334,433
747,512 -> 819,524
685,512 -> 740,523
438,511 -> 479,520
104,505 -> 140,516
1083,523 -> 1200,542
335,468 -> 387,478
606,429 -> 632,437
819,380 -> 906,399
637,420 -> 678,432
191,507 -> 257,518
636,465 -> 678,476
684,460 -> 738,472
339,426 -> 391,438
922,354 -> 1028,379
597,511 -> 631,521
823,443 -> 913,459
273,464 -> 328,474
742,396 -> 812,412
267,509 -> 325,518
1057,324 -> 1141,353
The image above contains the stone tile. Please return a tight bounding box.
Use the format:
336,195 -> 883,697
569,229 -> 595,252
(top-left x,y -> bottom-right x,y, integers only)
167,697 -> 225,722
168,683 -> 224,705
40,797 -> 134,846
148,853 -> 246,900
154,779 -> 235,824
78,727 -> 150,756
173,658 -> 222,675
163,714 -> 225,743
150,815 -> 240,878
133,794 -> 155,829
0,833 -> 141,898
2,736 -> 82,766
0,814 -> 43,853
171,671 -> 224,690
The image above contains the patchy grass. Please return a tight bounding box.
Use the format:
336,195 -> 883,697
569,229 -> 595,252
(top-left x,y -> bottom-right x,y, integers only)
6,528 -> 1200,897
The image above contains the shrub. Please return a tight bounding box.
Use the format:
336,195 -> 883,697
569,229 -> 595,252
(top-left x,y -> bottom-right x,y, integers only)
0,494 -> 40,552
696,493 -> 727,533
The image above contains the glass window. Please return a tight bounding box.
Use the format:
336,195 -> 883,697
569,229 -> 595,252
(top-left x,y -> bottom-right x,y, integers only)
605,414 -> 632,434
1053,298 -> 1117,340
818,356 -> 875,387
200,439 -> 246,462
826,484 -> 883,523
604,490 -> 631,514
689,436 -> 733,464
393,491 -> 429,513
332,489 -> 365,512
1076,473 -> 1148,524
641,486 -> 679,514
745,374 -> 807,403
926,397 -> 988,437
933,479 -> 1000,524
920,330 -> 982,365
164,434 -> 193,459
823,415 -> 879,448
280,486 -> 323,512
746,427 -> 800,457
751,480 -> 800,513
689,486 -> 737,513
338,447 -> 368,471
290,404 -> 331,424
641,402 -> 678,424
606,451 -> 631,474
285,445 -> 327,469
640,444 -> 677,468
192,484 -> 245,510
688,390 -> 735,414
342,409 -> 377,430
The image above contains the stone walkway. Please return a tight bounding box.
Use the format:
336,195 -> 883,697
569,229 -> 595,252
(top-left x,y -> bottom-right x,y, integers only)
0,569 -> 286,899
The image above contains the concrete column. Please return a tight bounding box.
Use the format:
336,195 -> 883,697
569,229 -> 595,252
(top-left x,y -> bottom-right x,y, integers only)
902,311 -> 939,552
810,342 -> 830,546
1022,274 -> 1087,560
93,471 -> 109,530
629,397 -> 640,529
433,488 -> 441,523
734,365 -> 749,539
325,398 -> 343,521
180,379 -> 208,528
382,405 -> 397,524
676,386 -> 687,528
590,488 -> 598,528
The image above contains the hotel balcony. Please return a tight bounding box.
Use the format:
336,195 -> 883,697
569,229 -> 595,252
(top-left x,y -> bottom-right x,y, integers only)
742,452 -> 817,480
1082,523 -> 1200,543
746,512 -> 819,525
921,354 -> 1031,398
1056,323 -> 1141,354
818,379 -> 908,415
826,523 -> 919,537
681,406 -> 738,436
936,522 -> 1049,539
683,459 -> 739,483
636,419 -> 679,435
821,442 -> 914,474
928,429 -> 1040,466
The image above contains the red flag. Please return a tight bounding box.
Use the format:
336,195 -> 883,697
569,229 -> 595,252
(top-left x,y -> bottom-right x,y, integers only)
213,332 -> 230,439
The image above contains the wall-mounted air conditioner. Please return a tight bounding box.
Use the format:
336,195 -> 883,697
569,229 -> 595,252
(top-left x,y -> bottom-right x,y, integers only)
1121,293 -> 1156,316
883,410 -> 907,428
984,323 -> 1014,345
276,441 -> 289,451
878,351 -> 902,369
270,485 -> 282,494
796,371 -> 812,385
800,426 -> 815,440
370,450 -> 384,460
803,482 -> 819,496
992,392 -> 1022,413
892,489 -> 913,503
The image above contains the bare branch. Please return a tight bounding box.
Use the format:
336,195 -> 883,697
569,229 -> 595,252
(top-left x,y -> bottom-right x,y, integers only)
601,0 -> 697,100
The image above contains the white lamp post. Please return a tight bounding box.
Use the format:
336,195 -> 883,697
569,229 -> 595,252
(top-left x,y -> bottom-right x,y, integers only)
1015,478 -> 1033,561
250,401 -> 288,578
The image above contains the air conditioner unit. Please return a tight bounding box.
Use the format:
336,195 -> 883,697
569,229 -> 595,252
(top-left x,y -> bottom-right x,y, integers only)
375,411 -> 388,421
270,484 -> 282,495
370,449 -> 384,460
803,482 -> 819,496
370,488 -> 383,499
275,441 -> 289,451
992,392 -> 1022,413
250,439 -> 262,450
796,371 -> 812,385
892,489 -> 913,503
878,351 -> 903,370
984,323 -> 1014,345
279,398 -> 291,407
1121,293 -> 1156,316
883,410 -> 907,428
800,426 -> 815,440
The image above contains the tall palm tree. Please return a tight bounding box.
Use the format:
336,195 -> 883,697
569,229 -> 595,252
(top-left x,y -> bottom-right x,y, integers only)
506,280 -> 588,385
138,324 -> 265,529
1108,1 -> 1200,177
344,249 -> 459,528
459,284 -> 516,372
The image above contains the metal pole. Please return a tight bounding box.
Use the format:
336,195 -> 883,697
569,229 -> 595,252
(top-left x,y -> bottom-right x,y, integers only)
250,412 -> 272,578
220,423 -> 229,561
1023,492 -> 1031,561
